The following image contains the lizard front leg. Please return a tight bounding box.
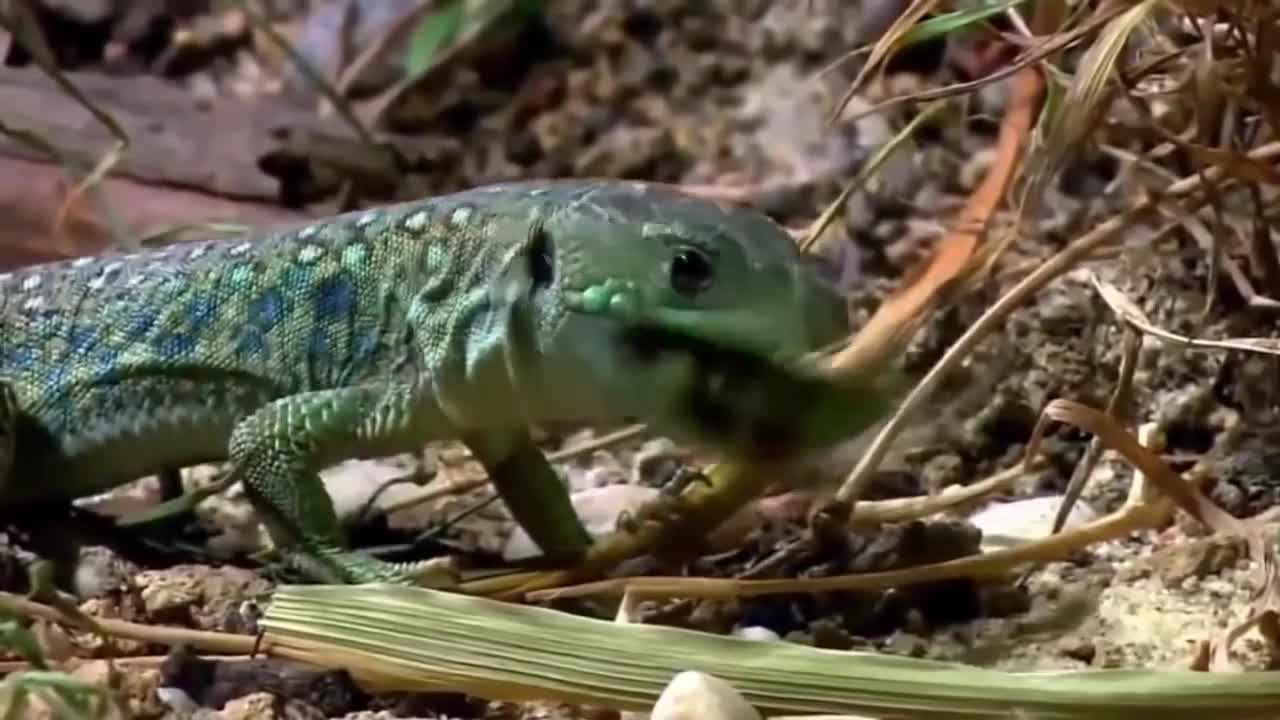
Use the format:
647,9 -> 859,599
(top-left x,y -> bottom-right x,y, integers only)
464,432 -> 592,562
229,381 -> 456,585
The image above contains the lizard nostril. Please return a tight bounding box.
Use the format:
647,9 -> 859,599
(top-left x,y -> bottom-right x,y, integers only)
527,222 -> 555,290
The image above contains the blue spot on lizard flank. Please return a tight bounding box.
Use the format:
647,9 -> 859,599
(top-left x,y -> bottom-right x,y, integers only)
314,274 -> 355,321
283,266 -> 312,292
236,330 -> 267,360
67,326 -> 97,353
154,333 -> 195,359
5,345 -> 36,370
46,363 -> 71,393
185,297 -> 217,333
308,331 -> 330,361
93,346 -> 121,371
306,329 -> 349,386
248,288 -> 286,330
125,313 -> 157,341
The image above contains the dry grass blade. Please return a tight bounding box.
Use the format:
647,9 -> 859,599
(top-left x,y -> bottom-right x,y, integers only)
1027,400 -> 1236,533
831,0 -> 940,124
359,0 -> 520,128
1022,0 -> 1161,215
1091,274 -> 1280,355
1048,327 -> 1140,537
837,137 -> 1280,515
840,7 -> 1119,125
800,101 -> 946,253
0,3 -> 130,249
1185,146 -> 1280,186
261,584 -> 1280,718
333,0 -> 443,106
833,31 -> 1047,504
235,0 -> 377,149
1027,398 -> 1280,665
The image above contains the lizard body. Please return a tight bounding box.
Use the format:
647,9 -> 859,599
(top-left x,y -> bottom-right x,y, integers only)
0,180 -> 856,583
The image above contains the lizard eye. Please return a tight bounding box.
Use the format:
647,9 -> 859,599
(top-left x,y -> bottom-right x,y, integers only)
669,247 -> 714,297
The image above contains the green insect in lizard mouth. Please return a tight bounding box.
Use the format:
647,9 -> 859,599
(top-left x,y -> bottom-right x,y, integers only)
497,180 -> 891,461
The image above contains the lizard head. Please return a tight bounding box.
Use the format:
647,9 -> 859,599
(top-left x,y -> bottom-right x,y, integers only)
478,180 -> 887,459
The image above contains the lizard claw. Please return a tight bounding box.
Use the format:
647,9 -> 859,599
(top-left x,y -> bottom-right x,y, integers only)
614,495 -> 692,535
660,466 -> 711,496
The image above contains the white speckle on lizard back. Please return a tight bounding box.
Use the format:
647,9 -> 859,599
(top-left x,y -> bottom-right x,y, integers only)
448,205 -> 473,227
404,211 -> 429,231
88,261 -> 124,290
355,212 -> 378,227
230,264 -> 255,287
21,274 -> 42,291
341,243 -> 367,267
127,275 -> 147,288
229,242 -> 252,256
298,224 -> 319,239
188,243 -> 211,260
297,244 -> 325,264
21,295 -> 44,311
72,257 -> 95,268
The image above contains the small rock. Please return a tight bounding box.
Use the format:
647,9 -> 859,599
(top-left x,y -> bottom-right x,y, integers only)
76,595 -> 149,655
135,565 -> 272,632
969,495 -> 1099,552
1145,536 -> 1244,589
958,147 -> 997,192
30,620 -> 74,662
72,545 -> 135,600
650,671 -> 761,720
1059,640 -> 1097,664
881,631 -> 929,658
732,626 -> 781,642
139,574 -> 200,625
980,585 -> 1032,618
809,619 -> 855,650
219,692 -> 280,720
633,438 -> 688,486
71,660 -> 165,718
920,454 -> 964,494
570,464 -> 626,490
1208,480 -> 1246,516
574,126 -> 674,178
157,686 -> 201,714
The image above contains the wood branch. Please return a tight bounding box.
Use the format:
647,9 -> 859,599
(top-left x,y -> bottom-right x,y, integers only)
0,66 -> 461,268
0,154 -> 310,270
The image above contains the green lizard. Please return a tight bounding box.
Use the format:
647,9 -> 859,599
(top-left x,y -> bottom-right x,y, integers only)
0,180 -> 875,584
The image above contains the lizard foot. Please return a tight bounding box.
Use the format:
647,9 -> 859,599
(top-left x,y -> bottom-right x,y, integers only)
616,464 -> 709,534
615,496 -> 693,535
281,548 -> 459,587
659,466 -> 711,496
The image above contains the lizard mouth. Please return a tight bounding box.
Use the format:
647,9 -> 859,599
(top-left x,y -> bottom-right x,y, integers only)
615,324 -> 882,461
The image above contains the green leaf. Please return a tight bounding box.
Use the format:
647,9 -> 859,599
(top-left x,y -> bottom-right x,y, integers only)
405,0 -> 467,75
898,0 -> 1032,49
263,584 -> 1280,718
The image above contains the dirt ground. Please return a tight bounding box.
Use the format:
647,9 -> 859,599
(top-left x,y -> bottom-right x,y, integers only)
2,1 -> 1279,718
